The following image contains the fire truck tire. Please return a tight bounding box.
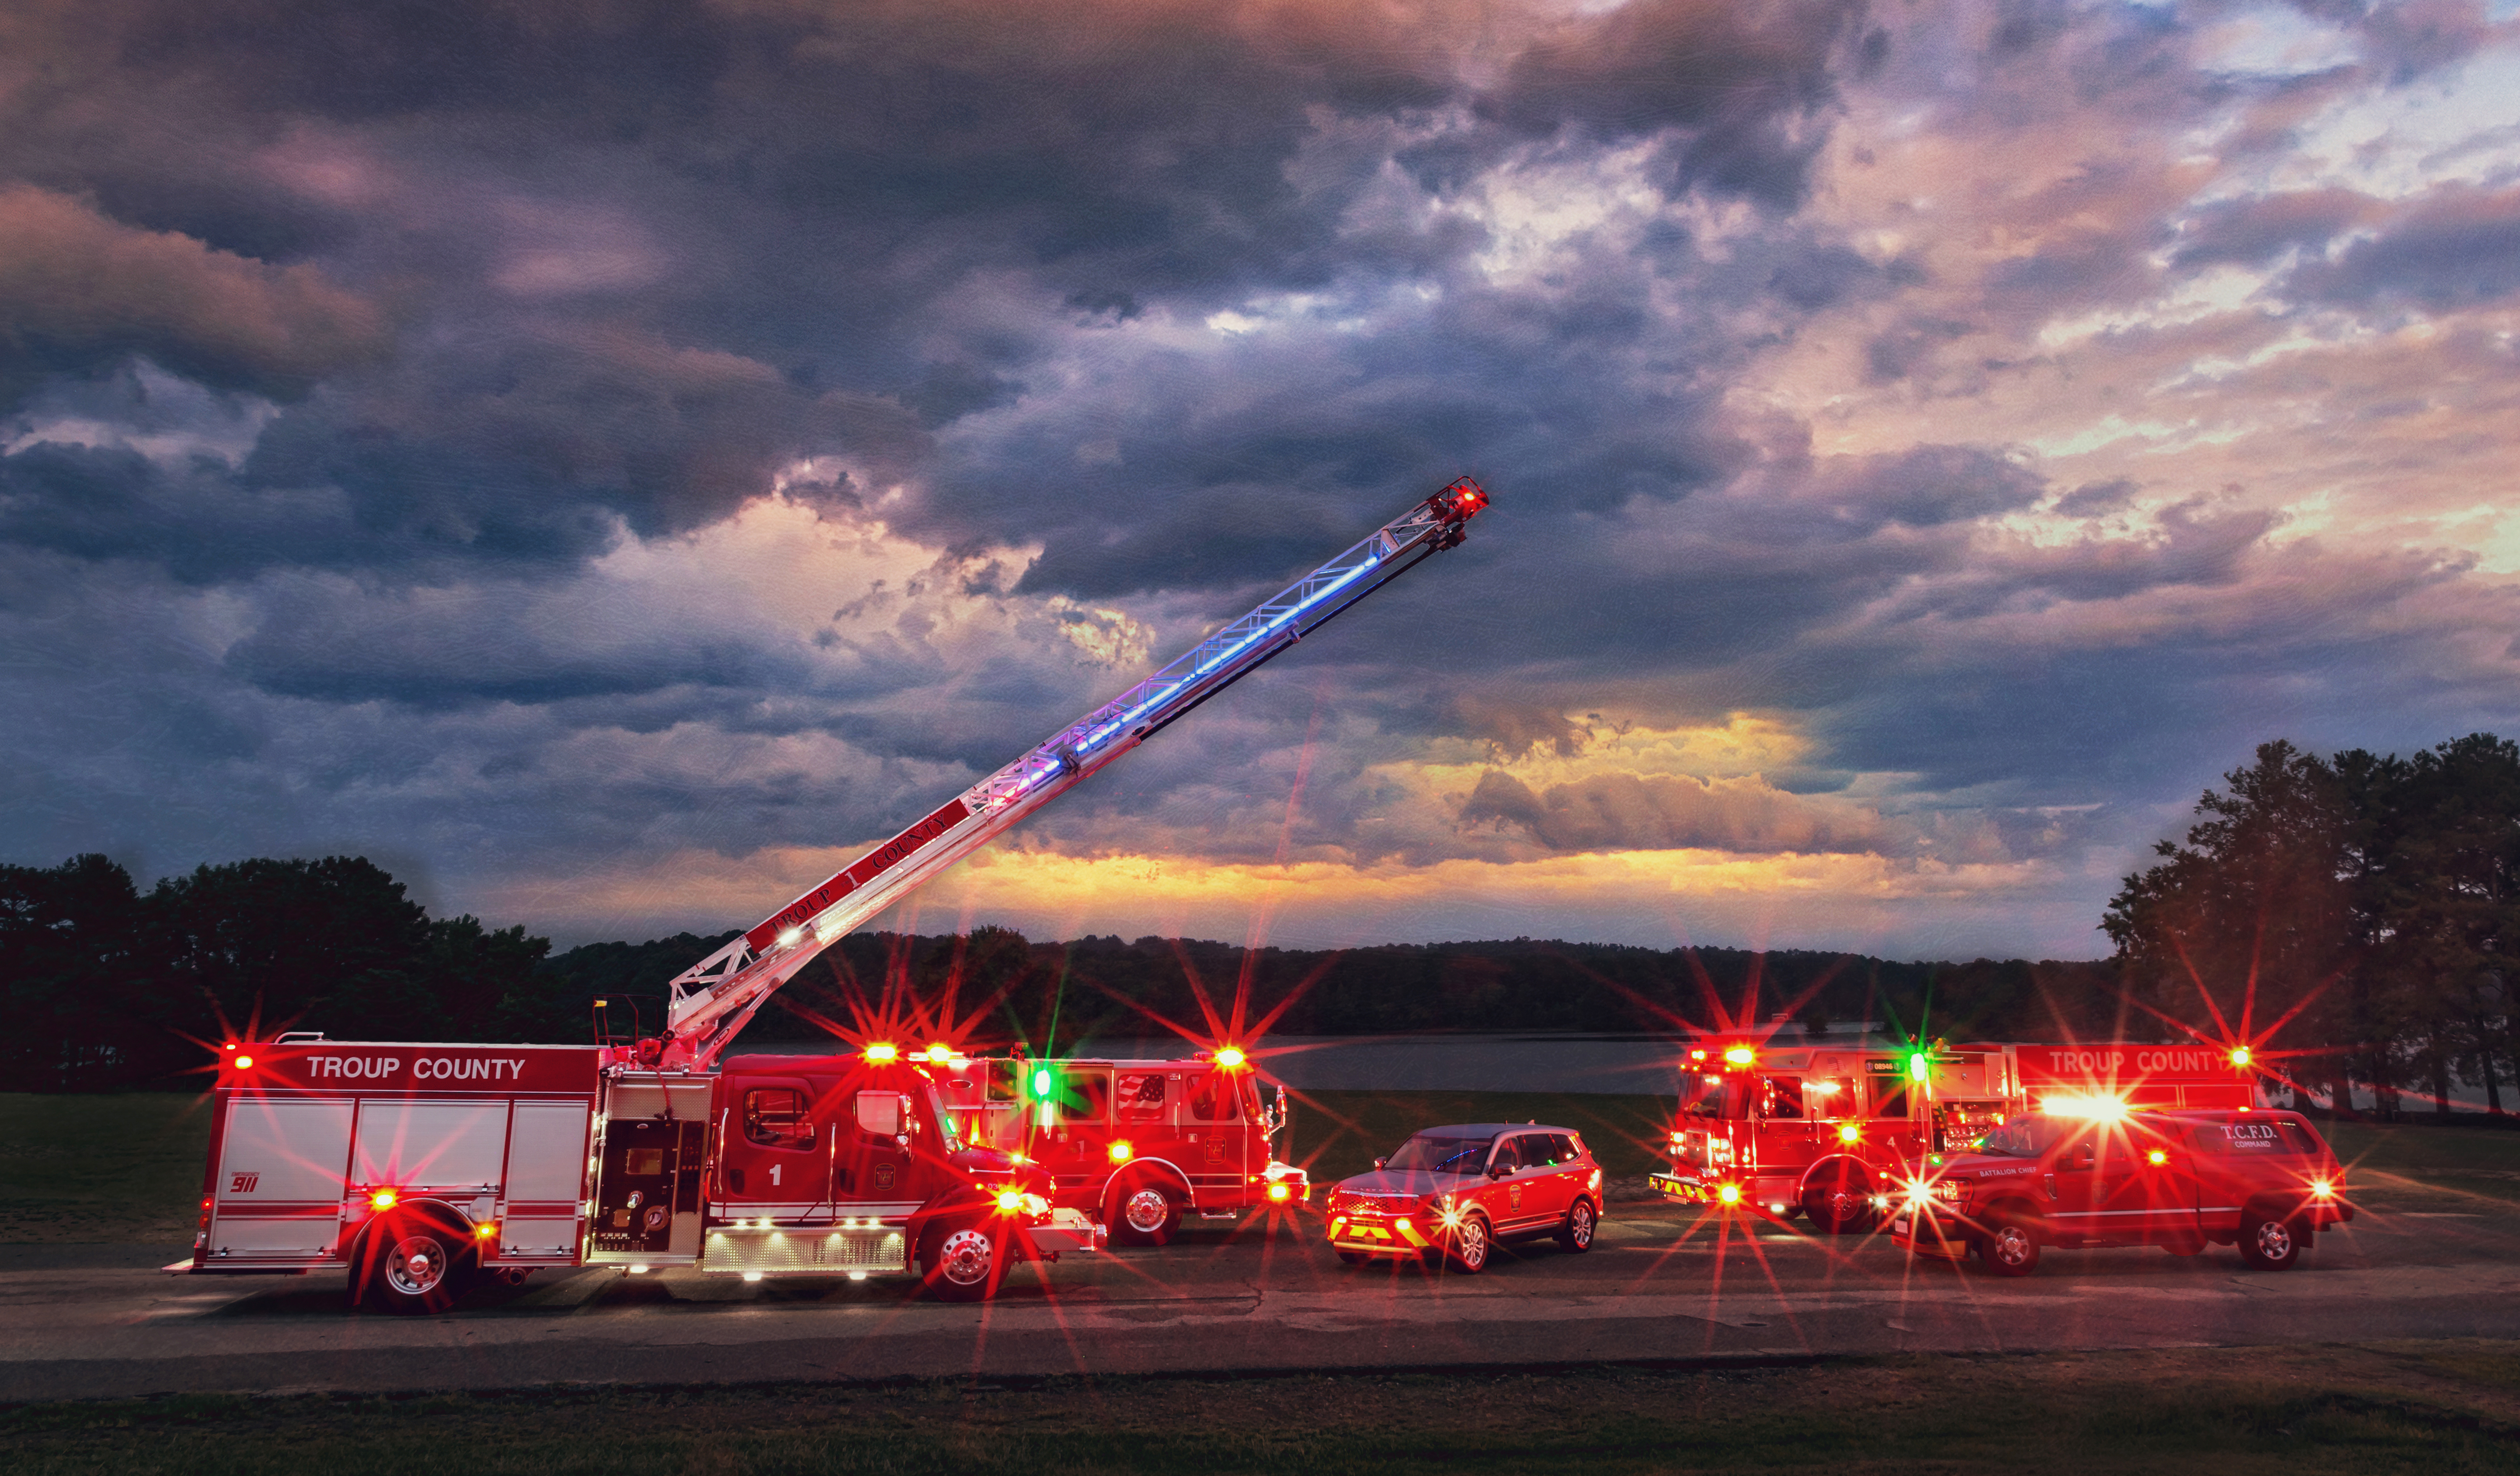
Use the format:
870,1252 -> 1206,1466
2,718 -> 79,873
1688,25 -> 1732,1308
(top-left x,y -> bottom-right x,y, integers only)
1802,1168 -> 1874,1235
1442,1212 -> 1493,1274
1973,1216 -> 2040,1277
353,1215 -> 477,1314
2239,1211 -> 2303,1271
919,1222 -> 1007,1302
1108,1184 -> 1183,1247
1556,1198 -> 1597,1253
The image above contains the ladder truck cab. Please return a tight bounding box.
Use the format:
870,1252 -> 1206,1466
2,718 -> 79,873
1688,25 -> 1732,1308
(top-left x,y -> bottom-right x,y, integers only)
171,479 -> 1490,1310
1648,1038 -> 2259,1234
935,1046 -> 1307,1246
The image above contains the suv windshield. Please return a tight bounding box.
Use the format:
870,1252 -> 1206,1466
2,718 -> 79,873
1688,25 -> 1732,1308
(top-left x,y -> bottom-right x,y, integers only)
1974,1115 -> 2068,1158
1385,1134 -> 1496,1175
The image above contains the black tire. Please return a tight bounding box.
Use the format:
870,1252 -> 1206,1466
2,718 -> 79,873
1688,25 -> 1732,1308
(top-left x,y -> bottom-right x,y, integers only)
1802,1165 -> 1874,1236
353,1214 -> 477,1314
1107,1182 -> 1183,1248
1443,1213 -> 1493,1274
2239,1211 -> 2303,1271
1556,1198 -> 1597,1254
919,1222 -> 1008,1302
1973,1217 -> 2040,1277
1335,1250 -> 1366,1265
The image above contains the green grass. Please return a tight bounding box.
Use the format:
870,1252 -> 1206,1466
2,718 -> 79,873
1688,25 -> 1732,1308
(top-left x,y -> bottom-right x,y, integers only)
0,1092 -> 215,1243
6,1091 -> 2514,1244
2,1344 -> 2516,1474
2325,1122 -> 2520,1206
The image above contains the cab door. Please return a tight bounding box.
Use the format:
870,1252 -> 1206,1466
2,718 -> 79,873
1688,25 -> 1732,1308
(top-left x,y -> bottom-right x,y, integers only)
836,1085 -> 917,1207
1513,1132 -> 1578,1227
716,1076 -> 823,1215
1184,1068 -> 1247,1204
2045,1123 -> 2163,1240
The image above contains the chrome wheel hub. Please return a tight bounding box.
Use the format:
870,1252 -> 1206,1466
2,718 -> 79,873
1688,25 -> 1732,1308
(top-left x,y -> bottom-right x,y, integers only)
385,1234 -> 449,1295
938,1227 -> 994,1287
1123,1188 -> 1171,1234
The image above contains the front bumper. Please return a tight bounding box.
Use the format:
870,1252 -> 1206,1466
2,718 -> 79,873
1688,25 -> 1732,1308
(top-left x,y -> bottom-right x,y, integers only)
1025,1207 -> 1108,1257
1886,1206 -> 1972,1259
1327,1210 -> 1436,1255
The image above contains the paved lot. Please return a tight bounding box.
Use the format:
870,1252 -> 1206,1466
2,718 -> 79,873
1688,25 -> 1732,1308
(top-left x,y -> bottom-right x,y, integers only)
5,1201 -> 2514,1401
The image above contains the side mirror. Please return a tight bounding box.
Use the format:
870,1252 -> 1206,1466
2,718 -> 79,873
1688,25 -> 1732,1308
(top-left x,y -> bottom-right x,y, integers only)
2069,1143 -> 2095,1169
1488,1165 -> 1508,1180
1373,1158 -> 1387,1170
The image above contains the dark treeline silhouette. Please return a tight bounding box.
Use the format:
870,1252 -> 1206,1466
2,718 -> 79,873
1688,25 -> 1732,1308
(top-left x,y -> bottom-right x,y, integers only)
4,853 -> 2129,1092
2107,733 -> 2520,1123
20,731 -> 2506,1100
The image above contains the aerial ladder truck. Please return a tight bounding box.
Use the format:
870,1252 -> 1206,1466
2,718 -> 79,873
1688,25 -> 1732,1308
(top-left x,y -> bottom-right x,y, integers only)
178,478 -> 1490,1309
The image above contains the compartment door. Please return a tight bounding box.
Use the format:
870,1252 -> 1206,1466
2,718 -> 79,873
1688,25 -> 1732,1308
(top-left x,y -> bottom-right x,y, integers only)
500,1101 -> 591,1260
210,1097 -> 354,1258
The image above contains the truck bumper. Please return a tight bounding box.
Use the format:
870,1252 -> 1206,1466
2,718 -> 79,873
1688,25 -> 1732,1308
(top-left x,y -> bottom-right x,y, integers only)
1886,1207 -> 1971,1259
1024,1207 -> 1107,1257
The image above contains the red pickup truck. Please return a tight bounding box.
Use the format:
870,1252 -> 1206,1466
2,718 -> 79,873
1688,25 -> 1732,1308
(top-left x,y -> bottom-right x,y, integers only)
1890,1108 -> 2351,1276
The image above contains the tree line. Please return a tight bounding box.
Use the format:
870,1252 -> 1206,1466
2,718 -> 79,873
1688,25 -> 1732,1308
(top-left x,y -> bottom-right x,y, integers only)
9,729 -> 2509,1111
2105,733 -> 2520,1121
5,853 -> 2129,1092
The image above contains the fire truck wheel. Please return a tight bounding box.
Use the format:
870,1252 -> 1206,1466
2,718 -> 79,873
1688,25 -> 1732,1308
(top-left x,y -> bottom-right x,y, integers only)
1443,1213 -> 1492,1274
2239,1211 -> 2302,1271
356,1218 -> 476,1313
1109,1184 -> 1183,1247
1803,1171 -> 1874,1236
1556,1198 -> 1596,1253
1974,1218 -> 2040,1277
920,1223 -> 1006,1302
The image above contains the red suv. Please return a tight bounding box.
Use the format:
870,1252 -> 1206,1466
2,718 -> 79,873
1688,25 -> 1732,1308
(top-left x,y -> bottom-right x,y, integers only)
1891,1107 -> 2351,1275
1324,1124 -> 1603,1273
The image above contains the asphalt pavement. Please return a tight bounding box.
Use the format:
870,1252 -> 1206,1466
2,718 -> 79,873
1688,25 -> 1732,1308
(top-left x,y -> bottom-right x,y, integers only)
5,1201 -> 2513,1401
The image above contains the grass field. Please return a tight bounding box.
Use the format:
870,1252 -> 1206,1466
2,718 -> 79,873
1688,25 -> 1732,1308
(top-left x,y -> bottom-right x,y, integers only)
5,1091 -> 2516,1244
2,1343 -> 2515,1474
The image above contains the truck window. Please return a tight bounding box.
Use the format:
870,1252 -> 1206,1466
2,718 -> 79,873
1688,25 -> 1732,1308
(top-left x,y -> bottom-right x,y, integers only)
1678,1072 -> 1745,1119
1188,1073 -> 1240,1122
1049,1069 -> 1110,1124
986,1060 -> 1020,1103
854,1091 -> 906,1137
1871,1083 -> 1910,1119
1491,1137 -> 1525,1173
1759,1078 -> 1805,1119
1807,1077 -> 1854,1117
1116,1072 -> 1166,1122
743,1088 -> 814,1148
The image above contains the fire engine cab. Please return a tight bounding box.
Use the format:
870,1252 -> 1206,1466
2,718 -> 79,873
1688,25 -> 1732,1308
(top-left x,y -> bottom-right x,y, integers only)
935,1046 -> 1307,1245
167,480 -> 1490,1310
1650,1038 -> 2257,1233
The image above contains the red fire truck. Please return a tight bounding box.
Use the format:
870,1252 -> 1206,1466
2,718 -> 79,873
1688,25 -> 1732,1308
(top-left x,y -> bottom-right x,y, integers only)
1650,1037 -> 2257,1233
171,481 -> 1490,1309
936,1046 -> 1307,1245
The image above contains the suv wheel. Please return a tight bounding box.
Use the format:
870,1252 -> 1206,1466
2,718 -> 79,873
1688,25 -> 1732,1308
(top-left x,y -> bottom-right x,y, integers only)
1975,1219 -> 2040,1277
2240,1211 -> 2302,1271
1445,1213 -> 1492,1274
1556,1199 -> 1596,1254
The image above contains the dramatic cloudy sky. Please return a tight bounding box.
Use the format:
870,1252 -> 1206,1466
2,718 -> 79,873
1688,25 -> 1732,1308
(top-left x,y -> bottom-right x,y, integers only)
5,0 -> 2516,961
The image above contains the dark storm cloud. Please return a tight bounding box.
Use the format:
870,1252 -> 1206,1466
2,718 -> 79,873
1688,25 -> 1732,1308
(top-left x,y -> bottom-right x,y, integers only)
1478,0 -> 1864,209
2290,185 -> 2520,308
0,185 -> 389,406
1459,768 -> 1891,853
2168,188 -> 2377,268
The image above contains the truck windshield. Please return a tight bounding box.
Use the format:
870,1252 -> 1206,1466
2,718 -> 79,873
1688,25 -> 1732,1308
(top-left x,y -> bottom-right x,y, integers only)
1677,1073 -> 1733,1118
1385,1134 -> 1495,1175
1974,1116 -> 2066,1158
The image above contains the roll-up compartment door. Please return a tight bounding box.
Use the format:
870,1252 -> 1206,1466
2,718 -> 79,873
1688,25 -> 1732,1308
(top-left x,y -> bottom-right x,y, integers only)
210,1097 -> 353,1257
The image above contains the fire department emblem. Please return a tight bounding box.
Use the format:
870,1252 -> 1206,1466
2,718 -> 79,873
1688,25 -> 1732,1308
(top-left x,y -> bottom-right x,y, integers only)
1509,1184 -> 1523,1212
873,1163 -> 896,1191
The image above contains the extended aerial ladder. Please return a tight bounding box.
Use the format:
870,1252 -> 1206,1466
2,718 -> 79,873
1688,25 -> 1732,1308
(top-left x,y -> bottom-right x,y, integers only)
639,477 -> 1491,1071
